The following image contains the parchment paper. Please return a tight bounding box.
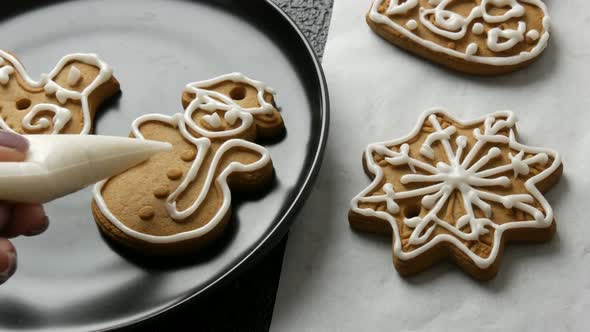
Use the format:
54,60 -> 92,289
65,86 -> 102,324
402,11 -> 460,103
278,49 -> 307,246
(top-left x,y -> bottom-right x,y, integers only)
272,1 -> 589,331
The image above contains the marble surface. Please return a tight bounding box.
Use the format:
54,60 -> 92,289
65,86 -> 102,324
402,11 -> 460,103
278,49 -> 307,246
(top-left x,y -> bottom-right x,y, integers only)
273,0 -> 589,331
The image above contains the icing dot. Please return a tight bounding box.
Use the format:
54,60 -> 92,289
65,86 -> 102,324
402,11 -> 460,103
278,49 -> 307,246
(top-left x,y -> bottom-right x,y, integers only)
526,29 -> 540,42
224,108 -> 240,125
0,66 -> 14,85
472,23 -> 484,35
465,43 -> 478,56
66,66 -> 82,87
167,168 -> 183,180
139,206 -> 155,220
406,19 -> 418,31
456,135 -> 467,148
181,150 -> 196,162
447,42 -> 456,49
488,147 -> 501,157
202,113 -> 222,129
154,186 -> 169,199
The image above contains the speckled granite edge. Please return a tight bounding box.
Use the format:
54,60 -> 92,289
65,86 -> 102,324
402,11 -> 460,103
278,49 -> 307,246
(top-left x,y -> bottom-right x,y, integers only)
272,0 -> 333,58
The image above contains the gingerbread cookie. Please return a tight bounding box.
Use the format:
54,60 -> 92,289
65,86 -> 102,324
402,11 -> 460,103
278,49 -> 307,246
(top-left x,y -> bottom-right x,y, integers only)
0,50 -> 120,134
349,110 -> 562,279
92,73 -> 284,255
367,0 -> 550,75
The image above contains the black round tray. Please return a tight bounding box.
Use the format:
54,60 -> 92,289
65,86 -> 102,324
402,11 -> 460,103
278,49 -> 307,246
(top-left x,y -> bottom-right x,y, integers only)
0,0 -> 329,331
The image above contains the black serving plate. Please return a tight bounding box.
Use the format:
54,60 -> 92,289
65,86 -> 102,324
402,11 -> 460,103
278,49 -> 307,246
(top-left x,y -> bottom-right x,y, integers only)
0,1 -> 329,331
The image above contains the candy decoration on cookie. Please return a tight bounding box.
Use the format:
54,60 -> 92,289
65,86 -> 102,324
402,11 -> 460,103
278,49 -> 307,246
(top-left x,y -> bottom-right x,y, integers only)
92,73 -> 284,254
349,109 -> 562,279
367,0 -> 550,75
0,50 -> 120,134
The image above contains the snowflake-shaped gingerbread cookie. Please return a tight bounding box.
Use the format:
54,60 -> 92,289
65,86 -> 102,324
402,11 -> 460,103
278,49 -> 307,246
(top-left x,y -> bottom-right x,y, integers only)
349,109 -> 562,279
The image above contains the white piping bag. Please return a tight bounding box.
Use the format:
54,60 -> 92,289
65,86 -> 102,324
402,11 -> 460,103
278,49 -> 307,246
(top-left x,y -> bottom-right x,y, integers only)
0,135 -> 172,203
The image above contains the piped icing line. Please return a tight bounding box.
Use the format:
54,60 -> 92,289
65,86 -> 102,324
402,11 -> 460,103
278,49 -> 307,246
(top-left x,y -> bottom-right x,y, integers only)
350,108 -> 561,269
368,0 -> 550,66
22,104 -> 72,134
0,50 -> 114,134
66,66 -> 82,87
93,112 -> 271,244
183,72 -> 277,139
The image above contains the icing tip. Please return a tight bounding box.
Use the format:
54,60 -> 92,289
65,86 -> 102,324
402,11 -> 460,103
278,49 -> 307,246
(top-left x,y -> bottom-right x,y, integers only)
144,139 -> 173,152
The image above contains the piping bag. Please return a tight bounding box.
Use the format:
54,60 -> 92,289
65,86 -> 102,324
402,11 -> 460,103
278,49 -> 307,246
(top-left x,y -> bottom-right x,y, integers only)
0,135 -> 172,204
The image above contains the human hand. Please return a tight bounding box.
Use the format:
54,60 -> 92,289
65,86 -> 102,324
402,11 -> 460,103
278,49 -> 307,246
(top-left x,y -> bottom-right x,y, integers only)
0,131 -> 49,285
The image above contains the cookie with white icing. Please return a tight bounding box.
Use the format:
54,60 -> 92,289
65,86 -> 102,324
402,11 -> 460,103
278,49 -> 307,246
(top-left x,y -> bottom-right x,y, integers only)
92,73 -> 284,255
349,109 -> 562,279
367,0 -> 550,75
0,50 -> 120,134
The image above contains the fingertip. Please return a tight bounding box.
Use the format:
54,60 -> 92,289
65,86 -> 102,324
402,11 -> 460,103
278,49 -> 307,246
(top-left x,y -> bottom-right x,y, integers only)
0,238 -> 17,284
0,146 -> 27,162
4,204 -> 47,238
0,130 -> 28,152
0,204 -> 9,231
24,216 -> 49,237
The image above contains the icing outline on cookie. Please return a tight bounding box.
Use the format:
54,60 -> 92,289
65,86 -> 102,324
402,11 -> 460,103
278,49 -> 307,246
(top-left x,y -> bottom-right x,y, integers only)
350,109 -> 561,269
368,0 -> 550,66
183,72 -> 277,138
93,73 -> 279,244
93,113 -> 271,243
0,50 -> 114,134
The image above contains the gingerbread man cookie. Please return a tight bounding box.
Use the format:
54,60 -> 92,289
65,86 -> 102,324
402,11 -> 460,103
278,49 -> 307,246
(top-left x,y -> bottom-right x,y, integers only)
92,73 -> 284,255
367,0 -> 550,75
349,109 -> 562,279
0,50 -> 120,134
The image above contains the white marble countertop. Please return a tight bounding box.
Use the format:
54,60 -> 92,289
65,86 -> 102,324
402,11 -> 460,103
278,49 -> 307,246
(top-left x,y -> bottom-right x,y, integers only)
272,0 -> 589,331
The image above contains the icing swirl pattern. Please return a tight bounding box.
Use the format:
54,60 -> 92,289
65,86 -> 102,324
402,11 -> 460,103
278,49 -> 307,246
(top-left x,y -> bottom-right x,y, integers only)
368,0 -> 550,67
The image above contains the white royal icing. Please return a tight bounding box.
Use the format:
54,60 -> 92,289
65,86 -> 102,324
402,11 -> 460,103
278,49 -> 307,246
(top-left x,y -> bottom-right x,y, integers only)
202,113 -> 223,129
487,21 -> 526,52
93,73 -> 277,244
350,109 -> 561,269
0,65 -> 14,85
526,29 -> 540,41
465,43 -> 479,57
183,72 -> 276,139
22,104 -> 72,134
472,22 -> 484,35
66,65 -> 82,87
385,0 -> 418,15
0,50 -> 113,134
406,19 -> 418,30
369,0 -> 550,66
